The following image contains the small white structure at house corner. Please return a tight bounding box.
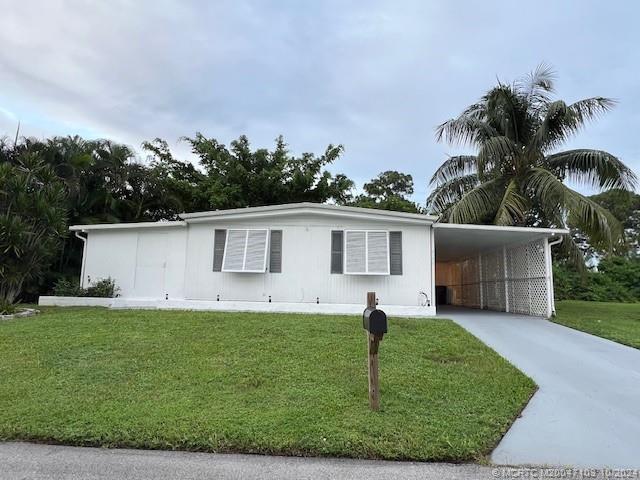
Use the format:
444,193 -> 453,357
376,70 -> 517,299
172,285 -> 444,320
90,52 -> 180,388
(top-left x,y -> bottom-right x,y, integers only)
40,203 -> 567,317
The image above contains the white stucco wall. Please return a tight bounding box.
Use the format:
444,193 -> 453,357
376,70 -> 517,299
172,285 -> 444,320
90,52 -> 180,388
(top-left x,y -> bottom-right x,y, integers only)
80,212 -> 434,310
183,214 -> 433,308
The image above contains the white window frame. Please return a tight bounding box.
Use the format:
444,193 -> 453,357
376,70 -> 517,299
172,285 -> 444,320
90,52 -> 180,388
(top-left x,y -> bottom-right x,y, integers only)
221,228 -> 269,273
343,230 -> 390,275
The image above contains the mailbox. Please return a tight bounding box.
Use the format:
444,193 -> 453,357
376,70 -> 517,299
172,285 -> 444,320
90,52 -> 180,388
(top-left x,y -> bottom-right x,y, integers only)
362,307 -> 387,335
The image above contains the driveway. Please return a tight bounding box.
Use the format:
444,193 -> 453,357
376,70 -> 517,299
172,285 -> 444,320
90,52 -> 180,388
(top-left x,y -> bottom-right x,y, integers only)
438,307 -> 640,468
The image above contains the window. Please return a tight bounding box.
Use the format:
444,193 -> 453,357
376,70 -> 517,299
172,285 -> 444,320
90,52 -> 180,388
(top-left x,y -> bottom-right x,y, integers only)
330,230 -> 344,274
344,230 -> 390,275
269,230 -> 282,273
222,229 -> 269,272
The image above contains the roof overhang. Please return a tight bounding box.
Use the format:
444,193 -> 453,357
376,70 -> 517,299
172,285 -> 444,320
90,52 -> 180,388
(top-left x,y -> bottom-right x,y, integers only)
69,221 -> 186,232
433,223 -> 568,262
179,202 -> 437,226
68,203 -> 437,232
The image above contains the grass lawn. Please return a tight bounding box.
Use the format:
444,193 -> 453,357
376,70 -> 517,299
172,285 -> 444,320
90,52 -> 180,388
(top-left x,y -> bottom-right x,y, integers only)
0,307 -> 534,462
553,300 -> 640,349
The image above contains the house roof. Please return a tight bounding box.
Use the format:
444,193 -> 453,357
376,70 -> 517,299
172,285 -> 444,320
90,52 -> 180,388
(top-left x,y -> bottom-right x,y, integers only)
179,202 -> 439,224
69,221 -> 186,232
68,203 -> 570,246
68,203 -> 437,231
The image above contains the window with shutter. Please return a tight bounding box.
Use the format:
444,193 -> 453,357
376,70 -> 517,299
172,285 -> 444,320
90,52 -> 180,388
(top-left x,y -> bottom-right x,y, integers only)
269,230 -> 282,273
222,229 -> 269,272
389,231 -> 403,275
212,229 -> 226,272
330,230 -> 344,274
344,230 -> 390,275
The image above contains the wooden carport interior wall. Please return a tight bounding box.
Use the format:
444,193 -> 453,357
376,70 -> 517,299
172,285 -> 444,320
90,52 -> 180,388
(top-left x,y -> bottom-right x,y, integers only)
435,238 -> 553,317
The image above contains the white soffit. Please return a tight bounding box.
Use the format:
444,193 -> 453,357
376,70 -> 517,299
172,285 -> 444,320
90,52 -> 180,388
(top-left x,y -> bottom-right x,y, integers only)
433,223 -> 568,262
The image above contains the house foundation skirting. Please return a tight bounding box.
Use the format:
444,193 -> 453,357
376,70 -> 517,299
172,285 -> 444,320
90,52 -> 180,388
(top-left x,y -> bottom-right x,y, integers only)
38,296 -> 437,317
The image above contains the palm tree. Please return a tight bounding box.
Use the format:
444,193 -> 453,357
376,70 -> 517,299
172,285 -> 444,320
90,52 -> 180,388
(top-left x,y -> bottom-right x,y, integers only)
427,65 -> 637,263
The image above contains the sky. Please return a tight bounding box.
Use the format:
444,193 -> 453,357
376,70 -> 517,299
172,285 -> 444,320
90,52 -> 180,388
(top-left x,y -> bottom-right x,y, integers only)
1,0 -> 639,203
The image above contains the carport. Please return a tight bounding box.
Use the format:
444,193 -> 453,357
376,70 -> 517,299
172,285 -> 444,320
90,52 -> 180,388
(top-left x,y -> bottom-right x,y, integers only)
432,224 -> 568,318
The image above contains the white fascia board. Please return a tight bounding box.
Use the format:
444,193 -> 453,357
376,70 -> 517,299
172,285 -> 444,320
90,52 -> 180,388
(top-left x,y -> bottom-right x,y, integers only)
432,223 -> 569,236
181,203 -> 436,226
69,221 -> 187,232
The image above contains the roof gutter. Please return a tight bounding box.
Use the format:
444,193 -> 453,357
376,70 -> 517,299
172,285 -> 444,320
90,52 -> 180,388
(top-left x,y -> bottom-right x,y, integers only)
548,236 -> 564,248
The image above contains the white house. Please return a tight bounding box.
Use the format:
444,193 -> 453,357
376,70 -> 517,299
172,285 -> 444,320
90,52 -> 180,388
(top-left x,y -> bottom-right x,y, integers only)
40,203 -> 568,317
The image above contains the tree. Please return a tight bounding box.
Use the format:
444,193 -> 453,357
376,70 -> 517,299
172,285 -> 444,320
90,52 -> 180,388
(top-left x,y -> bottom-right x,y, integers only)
590,189 -> 640,256
0,154 -> 67,313
350,170 -> 423,213
427,65 -> 637,264
140,138 -> 209,218
183,134 -> 354,209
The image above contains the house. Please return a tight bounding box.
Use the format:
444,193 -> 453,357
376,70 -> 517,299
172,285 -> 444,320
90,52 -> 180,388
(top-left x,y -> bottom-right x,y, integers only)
40,203 -> 568,317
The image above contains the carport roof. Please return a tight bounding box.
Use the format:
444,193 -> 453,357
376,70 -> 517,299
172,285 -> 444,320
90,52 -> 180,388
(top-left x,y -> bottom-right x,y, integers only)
433,223 -> 568,262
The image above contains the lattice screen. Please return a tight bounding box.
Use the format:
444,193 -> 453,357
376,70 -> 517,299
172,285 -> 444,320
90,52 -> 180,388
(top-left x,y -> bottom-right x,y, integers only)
440,238 -> 551,317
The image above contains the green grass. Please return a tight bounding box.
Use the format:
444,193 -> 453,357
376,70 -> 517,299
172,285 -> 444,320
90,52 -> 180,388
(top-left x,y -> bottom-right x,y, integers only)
0,307 -> 534,462
553,300 -> 640,349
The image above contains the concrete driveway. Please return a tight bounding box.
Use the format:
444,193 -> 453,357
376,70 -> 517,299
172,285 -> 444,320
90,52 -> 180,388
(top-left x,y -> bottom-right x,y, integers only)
438,307 -> 640,468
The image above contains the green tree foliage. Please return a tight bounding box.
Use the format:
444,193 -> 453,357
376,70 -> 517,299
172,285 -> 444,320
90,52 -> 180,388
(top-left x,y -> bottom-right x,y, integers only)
0,151 -> 67,313
0,133 -> 362,302
427,65 -> 637,265
590,189 -> 640,255
350,170 -> 423,213
183,134 -> 354,208
554,256 -> 640,302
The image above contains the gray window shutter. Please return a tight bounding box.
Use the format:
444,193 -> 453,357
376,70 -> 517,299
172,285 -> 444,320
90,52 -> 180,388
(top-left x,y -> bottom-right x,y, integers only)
331,230 -> 343,274
269,230 -> 282,273
213,229 -> 226,272
390,231 -> 403,275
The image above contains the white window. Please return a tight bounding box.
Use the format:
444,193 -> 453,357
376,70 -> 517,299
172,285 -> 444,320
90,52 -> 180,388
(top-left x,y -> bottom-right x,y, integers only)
222,229 -> 269,272
344,230 -> 390,275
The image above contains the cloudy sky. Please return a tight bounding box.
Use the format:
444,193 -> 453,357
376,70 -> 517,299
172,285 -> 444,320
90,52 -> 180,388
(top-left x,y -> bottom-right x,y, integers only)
1,0 -> 638,202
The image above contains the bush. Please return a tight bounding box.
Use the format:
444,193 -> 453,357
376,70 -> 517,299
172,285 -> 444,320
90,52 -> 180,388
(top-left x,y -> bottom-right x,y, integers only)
553,257 -> 640,303
85,278 -> 119,298
52,277 -> 119,298
52,278 -> 85,297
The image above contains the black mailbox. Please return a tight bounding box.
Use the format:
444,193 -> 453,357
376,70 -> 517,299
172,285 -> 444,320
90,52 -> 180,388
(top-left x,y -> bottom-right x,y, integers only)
363,307 -> 387,335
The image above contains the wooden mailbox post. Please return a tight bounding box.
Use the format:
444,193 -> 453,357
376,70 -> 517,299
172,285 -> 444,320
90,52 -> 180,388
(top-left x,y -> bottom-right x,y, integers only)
363,291 -> 387,411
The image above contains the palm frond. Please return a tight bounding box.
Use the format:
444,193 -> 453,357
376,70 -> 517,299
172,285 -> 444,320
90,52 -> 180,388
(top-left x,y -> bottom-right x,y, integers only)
435,117 -> 498,146
559,235 -> 588,272
532,97 -> 616,152
429,155 -> 478,185
447,178 -> 503,224
426,174 -> 479,214
545,149 -> 638,190
483,85 -> 529,143
569,97 -> 616,124
494,179 -> 527,225
525,168 -> 623,249
477,136 -> 518,176
516,63 -> 556,103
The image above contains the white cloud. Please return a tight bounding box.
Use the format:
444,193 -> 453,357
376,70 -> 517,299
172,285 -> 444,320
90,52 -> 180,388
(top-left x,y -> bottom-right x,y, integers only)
0,0 -> 637,198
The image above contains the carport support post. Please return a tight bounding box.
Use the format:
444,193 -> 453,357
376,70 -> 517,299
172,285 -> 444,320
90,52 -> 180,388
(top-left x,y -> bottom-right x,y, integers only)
366,292 -> 381,411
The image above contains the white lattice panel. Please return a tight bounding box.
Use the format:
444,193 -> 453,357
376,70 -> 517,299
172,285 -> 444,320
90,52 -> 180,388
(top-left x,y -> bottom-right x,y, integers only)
446,238 -> 551,317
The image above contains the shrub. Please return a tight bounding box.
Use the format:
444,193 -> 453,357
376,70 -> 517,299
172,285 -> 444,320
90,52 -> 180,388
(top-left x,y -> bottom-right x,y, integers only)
85,277 -> 119,298
553,257 -> 640,303
52,277 -> 119,298
52,278 -> 85,297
